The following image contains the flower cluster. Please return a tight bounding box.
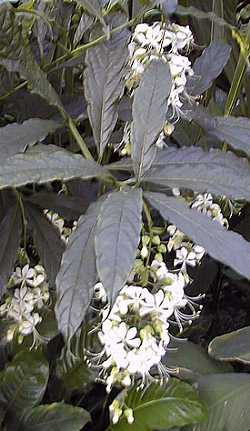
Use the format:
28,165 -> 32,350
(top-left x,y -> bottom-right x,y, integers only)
127,22 -> 194,117
0,264 -> 49,342
88,193 -> 227,397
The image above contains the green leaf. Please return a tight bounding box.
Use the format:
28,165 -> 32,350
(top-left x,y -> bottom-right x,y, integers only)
110,379 -> 207,431
196,373 -> 250,431
0,204 -> 22,298
56,328 -> 94,391
76,0 -> 105,27
19,46 -> 65,117
187,42 -> 231,96
20,403 -> 90,431
56,200 -> 102,340
0,351 -> 49,414
131,60 -> 172,180
145,192 -> 250,280
0,3 -> 22,60
166,341 -> 231,382
26,203 -> 65,285
0,144 -> 105,190
84,13 -> 129,155
192,109 -> 250,156
0,119 -> 61,162
143,146 -> 250,200
208,326 -> 250,364
96,189 -> 142,301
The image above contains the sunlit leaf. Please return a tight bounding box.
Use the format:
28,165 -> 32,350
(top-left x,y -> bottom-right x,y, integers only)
131,60 -> 172,180
84,13 -> 130,155
145,192 -> 250,280
110,379 -> 207,431
96,189 -> 143,301
208,326 -> 250,364
143,146 -> 250,200
0,119 -> 61,162
0,144 -> 106,190
56,200 -> 102,340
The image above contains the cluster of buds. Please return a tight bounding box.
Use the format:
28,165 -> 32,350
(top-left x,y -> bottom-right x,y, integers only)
0,264 -> 49,344
109,399 -> 134,425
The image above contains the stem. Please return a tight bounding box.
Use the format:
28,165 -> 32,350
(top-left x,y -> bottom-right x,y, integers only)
225,23 -> 250,116
45,16 -> 139,73
14,190 -> 27,250
67,118 -> 94,161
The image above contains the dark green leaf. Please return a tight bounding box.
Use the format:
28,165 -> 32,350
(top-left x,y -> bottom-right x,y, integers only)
208,326 -> 250,364
0,351 -> 49,414
96,189 -> 142,301
0,204 -> 22,298
110,379 -> 206,431
84,13 -> 130,155
0,119 -> 61,162
192,109 -> 250,156
25,192 -> 87,220
0,144 -> 105,190
187,42 -> 231,96
166,341 -> 231,381
145,192 -> 250,280
131,60 -> 172,180
20,403 -> 90,431
143,146 -> 250,200
196,373 -> 250,431
56,200 -> 102,340
19,46 -> 65,117
26,203 -> 65,285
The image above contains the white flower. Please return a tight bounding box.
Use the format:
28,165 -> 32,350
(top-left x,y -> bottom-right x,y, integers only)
191,193 -> 213,212
19,312 -> 41,336
151,260 -> 169,281
174,247 -> 197,271
12,265 -> 35,286
172,24 -> 194,51
193,245 -> 205,261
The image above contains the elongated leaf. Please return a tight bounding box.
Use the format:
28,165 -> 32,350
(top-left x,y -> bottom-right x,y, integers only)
0,351 -> 49,414
0,144 -> 105,190
192,109 -> 250,156
26,204 -> 65,285
19,46 -> 65,117
187,42 -> 231,96
0,119 -> 61,162
143,146 -> 250,200
84,13 -> 129,155
0,204 -> 22,298
131,60 -> 172,180
96,189 -> 142,301
110,379 -> 207,431
0,3 -> 22,60
208,326 -> 250,364
76,0 -> 104,25
73,13 -> 94,46
196,373 -> 250,431
20,403 -> 90,431
56,200 -> 102,340
145,192 -> 250,280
